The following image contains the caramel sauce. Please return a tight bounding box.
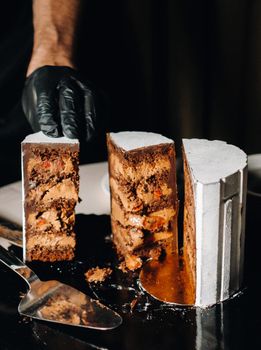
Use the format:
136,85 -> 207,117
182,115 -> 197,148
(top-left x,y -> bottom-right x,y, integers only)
139,252 -> 195,305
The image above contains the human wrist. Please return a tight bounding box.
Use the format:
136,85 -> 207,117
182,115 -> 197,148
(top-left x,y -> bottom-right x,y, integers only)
27,47 -> 75,77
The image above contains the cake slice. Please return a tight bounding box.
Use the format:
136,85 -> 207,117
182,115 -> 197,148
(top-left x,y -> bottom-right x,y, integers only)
107,131 -> 178,270
182,139 -> 247,306
22,132 -> 79,262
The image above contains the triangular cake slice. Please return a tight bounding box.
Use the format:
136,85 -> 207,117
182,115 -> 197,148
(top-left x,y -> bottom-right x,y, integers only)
107,131 -> 179,270
182,138 -> 247,306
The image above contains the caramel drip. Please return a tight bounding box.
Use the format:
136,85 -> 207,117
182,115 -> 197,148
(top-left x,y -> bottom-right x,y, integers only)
139,251 -> 195,305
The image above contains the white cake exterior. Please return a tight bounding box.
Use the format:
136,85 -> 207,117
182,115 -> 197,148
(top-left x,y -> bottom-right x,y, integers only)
23,131 -> 79,144
110,131 -> 173,151
183,138 -> 247,307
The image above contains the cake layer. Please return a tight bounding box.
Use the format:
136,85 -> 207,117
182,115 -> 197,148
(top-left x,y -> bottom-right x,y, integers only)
111,219 -> 144,252
110,177 -> 175,214
26,246 -> 75,262
111,219 -> 174,254
113,221 -> 174,272
26,232 -> 76,261
27,206 -> 75,233
27,178 -> 78,203
109,152 -> 172,182
27,233 -> 76,250
27,152 -> 77,181
110,169 -> 173,201
112,198 -> 176,232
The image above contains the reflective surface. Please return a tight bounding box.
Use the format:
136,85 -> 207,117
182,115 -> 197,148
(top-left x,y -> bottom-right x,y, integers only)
140,253 -> 195,305
0,245 -> 122,330
0,195 -> 261,349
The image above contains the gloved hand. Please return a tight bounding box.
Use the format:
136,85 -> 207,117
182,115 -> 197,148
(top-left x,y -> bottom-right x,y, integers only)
22,65 -> 96,141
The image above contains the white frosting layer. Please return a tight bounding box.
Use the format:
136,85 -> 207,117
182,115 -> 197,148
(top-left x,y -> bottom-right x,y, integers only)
110,131 -> 173,151
182,139 -> 247,184
22,131 -> 79,144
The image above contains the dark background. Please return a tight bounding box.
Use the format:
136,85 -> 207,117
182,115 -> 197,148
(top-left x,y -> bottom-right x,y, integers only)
0,0 -> 260,183
77,0 -> 261,154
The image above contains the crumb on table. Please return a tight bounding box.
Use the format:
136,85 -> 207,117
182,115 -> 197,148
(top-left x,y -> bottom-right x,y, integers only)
85,267 -> 112,283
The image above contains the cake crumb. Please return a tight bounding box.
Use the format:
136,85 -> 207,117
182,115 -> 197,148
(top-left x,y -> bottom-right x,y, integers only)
130,298 -> 138,312
118,261 -> 128,273
85,267 -> 112,283
119,255 -> 142,272
148,246 -> 163,260
126,254 -> 142,271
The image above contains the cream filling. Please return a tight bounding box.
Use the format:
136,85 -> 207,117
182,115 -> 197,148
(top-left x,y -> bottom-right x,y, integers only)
28,209 -> 62,231
110,178 -> 143,212
28,178 -> 78,203
27,234 -> 76,250
112,199 -> 176,232
136,182 -> 172,204
110,177 -> 172,213
27,157 -> 74,177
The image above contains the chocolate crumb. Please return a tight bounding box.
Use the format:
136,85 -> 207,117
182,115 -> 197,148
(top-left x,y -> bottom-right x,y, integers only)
130,298 -> 138,312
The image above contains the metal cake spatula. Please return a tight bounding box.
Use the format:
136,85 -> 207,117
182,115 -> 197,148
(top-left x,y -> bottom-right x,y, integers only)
0,246 -> 122,330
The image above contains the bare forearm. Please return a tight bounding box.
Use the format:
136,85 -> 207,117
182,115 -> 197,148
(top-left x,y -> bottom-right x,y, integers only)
27,0 -> 81,76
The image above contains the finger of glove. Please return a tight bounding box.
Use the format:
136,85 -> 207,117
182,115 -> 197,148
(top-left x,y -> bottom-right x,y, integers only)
37,91 -> 61,137
74,79 -> 96,142
59,80 -> 81,139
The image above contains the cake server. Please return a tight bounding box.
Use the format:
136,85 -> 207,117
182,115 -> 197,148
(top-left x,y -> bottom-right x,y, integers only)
0,220 -> 23,247
0,245 -> 122,330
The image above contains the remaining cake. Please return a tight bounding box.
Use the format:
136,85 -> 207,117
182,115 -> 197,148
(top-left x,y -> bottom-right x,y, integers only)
107,131 -> 178,270
107,132 -> 247,307
182,139 -> 247,306
22,132 -> 79,262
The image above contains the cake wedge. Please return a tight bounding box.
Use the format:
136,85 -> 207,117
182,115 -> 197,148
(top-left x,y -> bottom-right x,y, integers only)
107,131 -> 178,270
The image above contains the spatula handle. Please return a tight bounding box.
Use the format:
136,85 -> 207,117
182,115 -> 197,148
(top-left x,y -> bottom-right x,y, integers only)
0,245 -> 38,287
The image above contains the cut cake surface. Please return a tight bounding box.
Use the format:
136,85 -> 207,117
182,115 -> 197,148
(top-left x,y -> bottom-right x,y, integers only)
107,131 -> 178,270
22,131 -> 79,262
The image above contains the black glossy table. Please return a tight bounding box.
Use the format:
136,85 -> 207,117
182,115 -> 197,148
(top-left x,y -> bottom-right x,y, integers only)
0,191 -> 261,350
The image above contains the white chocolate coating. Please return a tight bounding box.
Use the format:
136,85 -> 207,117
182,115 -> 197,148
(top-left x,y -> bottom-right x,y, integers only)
22,131 -> 79,144
183,138 -> 247,307
110,131 -> 173,151
182,139 -> 246,184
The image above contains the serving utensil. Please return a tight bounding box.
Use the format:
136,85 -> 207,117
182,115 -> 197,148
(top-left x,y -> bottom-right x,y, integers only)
0,220 -> 22,247
0,245 -> 122,330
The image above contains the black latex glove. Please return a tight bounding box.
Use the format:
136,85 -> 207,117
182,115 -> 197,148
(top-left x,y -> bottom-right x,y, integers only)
22,65 -> 96,141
